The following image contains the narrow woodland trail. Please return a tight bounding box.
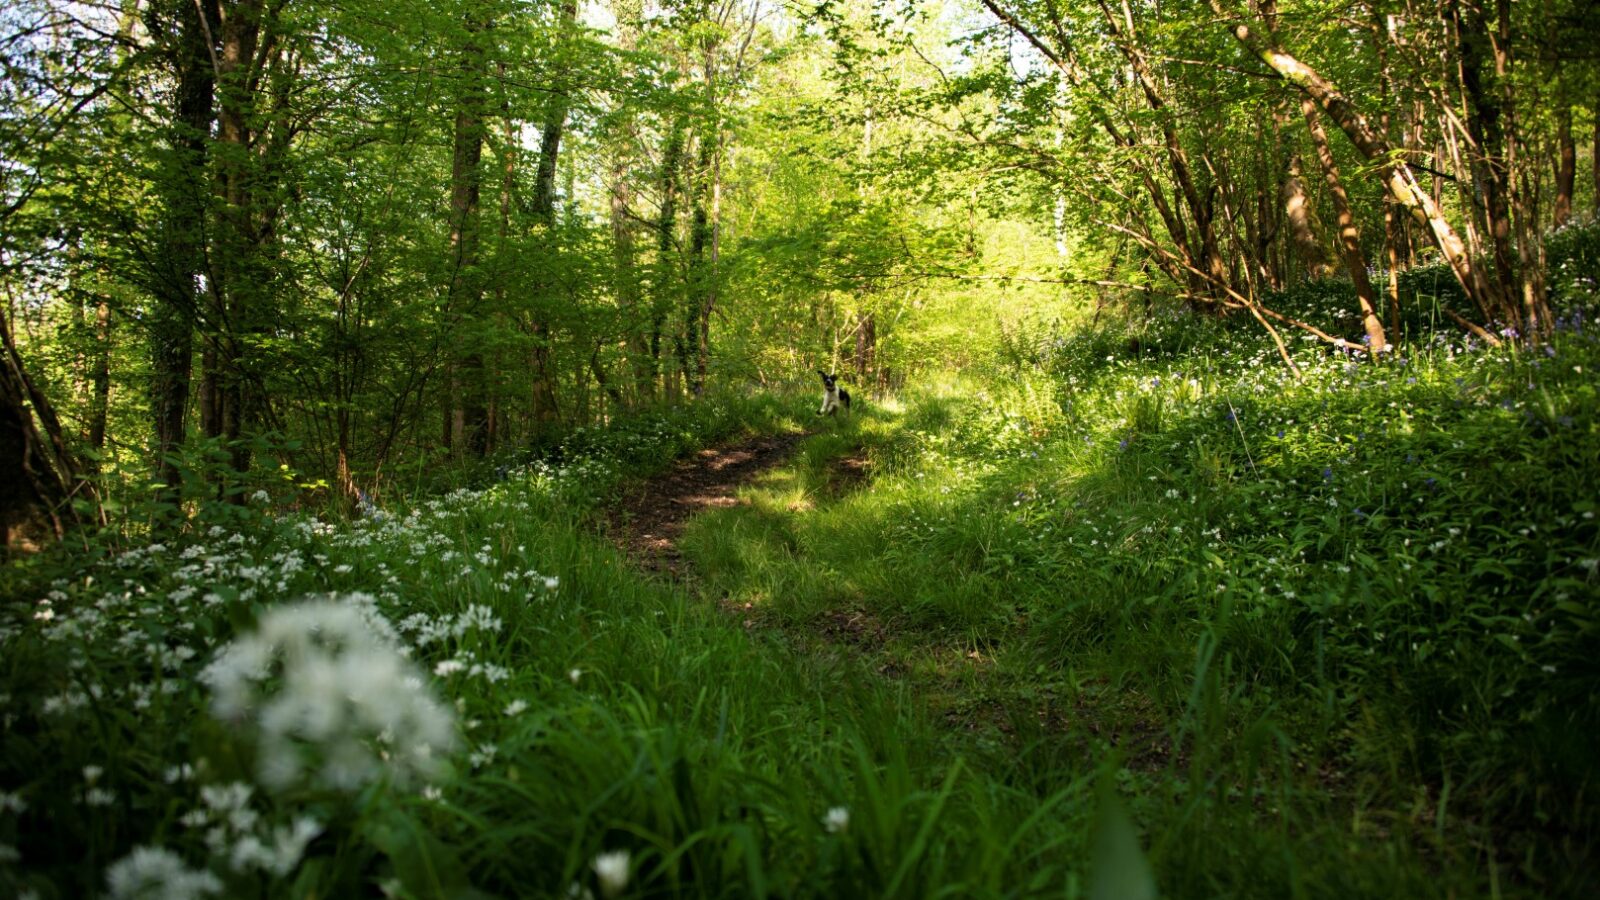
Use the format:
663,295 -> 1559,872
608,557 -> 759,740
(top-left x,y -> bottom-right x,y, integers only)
608,430 -> 809,575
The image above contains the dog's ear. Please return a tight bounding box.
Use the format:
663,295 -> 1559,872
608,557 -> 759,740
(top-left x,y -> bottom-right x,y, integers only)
816,369 -> 827,378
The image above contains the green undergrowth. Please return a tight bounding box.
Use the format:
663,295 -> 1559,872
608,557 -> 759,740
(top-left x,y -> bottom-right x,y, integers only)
0,389 -> 1103,900
4,308 -> 1599,898
680,319 -> 1600,897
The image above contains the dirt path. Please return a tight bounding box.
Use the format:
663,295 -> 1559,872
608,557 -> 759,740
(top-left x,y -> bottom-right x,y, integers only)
609,430 -> 808,575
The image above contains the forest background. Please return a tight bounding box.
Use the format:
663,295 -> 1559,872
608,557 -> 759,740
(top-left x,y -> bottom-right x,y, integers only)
3,0 -> 1600,897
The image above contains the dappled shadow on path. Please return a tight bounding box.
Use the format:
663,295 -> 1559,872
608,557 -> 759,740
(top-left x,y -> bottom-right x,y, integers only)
608,430 -> 808,576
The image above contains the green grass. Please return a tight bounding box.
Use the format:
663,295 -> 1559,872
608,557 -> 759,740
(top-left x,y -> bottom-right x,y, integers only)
3,317 -> 1599,898
678,330 -> 1600,897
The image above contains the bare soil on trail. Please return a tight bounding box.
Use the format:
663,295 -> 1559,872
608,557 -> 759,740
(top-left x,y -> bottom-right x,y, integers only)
608,430 -> 808,576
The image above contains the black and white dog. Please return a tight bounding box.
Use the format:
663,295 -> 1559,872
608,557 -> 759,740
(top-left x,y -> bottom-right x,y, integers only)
816,370 -> 851,417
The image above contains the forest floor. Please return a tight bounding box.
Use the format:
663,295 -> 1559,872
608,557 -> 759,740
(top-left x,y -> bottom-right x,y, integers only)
607,416 -> 1179,762
607,429 -> 811,576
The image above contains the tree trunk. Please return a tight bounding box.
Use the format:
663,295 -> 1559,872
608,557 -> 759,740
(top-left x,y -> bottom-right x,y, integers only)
1302,98 -> 1387,354
86,300 -> 112,461
1454,0 -> 1518,328
608,0 -> 649,405
526,0 -> 578,429
1224,12 -> 1501,329
1095,0 -> 1229,302
447,18 -> 489,455
1553,103 -> 1576,227
653,119 -> 685,401
1,310 -> 83,551
151,0 -> 216,495
1281,151 -> 1329,280
688,124 -> 722,397
854,312 -> 876,383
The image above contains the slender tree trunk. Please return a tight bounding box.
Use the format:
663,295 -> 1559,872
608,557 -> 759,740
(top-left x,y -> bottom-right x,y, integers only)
654,119 -> 685,401
1096,0 -> 1229,301
524,0 -> 577,429
688,125 -> 722,397
1454,0 -> 1518,328
152,0 -> 216,495
212,0 -> 263,482
1,309 -> 82,550
606,0 -> 648,406
854,313 -> 876,383
491,63 -> 516,454
87,300 -> 111,458
613,165 -> 648,403
1259,109 -> 1285,289
447,18 -> 489,455
1302,98 -> 1387,353
1281,151 -> 1329,280
1553,103 -> 1576,227
1224,11 -> 1501,329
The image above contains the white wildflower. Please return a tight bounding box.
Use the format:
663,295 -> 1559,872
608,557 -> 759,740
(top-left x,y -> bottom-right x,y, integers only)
105,846 -> 222,900
569,668 -> 582,685
230,817 -> 321,876
201,596 -> 456,793
503,699 -> 528,716
823,805 -> 850,834
591,849 -> 631,898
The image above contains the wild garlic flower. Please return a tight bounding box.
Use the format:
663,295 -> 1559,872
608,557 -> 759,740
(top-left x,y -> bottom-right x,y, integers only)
105,846 -> 222,900
591,849 -> 631,897
823,806 -> 850,833
202,596 -> 456,792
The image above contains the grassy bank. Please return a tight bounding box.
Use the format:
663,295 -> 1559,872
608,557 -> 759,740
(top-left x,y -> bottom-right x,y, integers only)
682,316 -> 1600,896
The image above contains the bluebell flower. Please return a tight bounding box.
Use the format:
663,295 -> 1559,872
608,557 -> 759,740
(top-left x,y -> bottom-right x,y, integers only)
1322,467 -> 1334,482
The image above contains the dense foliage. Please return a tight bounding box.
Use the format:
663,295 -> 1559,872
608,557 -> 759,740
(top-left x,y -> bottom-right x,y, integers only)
3,0 -> 1599,896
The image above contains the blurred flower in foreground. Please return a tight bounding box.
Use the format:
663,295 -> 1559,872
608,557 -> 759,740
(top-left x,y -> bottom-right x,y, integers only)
202,595 -> 456,792
592,849 -> 631,897
106,846 -> 222,900
824,806 -> 850,833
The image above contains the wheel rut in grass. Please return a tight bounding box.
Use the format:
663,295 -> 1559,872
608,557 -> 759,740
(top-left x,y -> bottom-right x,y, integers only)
610,430 -> 808,576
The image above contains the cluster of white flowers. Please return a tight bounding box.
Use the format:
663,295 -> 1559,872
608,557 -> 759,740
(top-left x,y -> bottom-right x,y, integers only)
171,782 -> 324,877
105,846 -> 222,900
397,603 -> 503,647
202,596 -> 456,792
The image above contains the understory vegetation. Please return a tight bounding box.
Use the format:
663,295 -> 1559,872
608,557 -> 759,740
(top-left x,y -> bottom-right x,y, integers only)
5,0 -> 1600,896
6,233 -> 1599,897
